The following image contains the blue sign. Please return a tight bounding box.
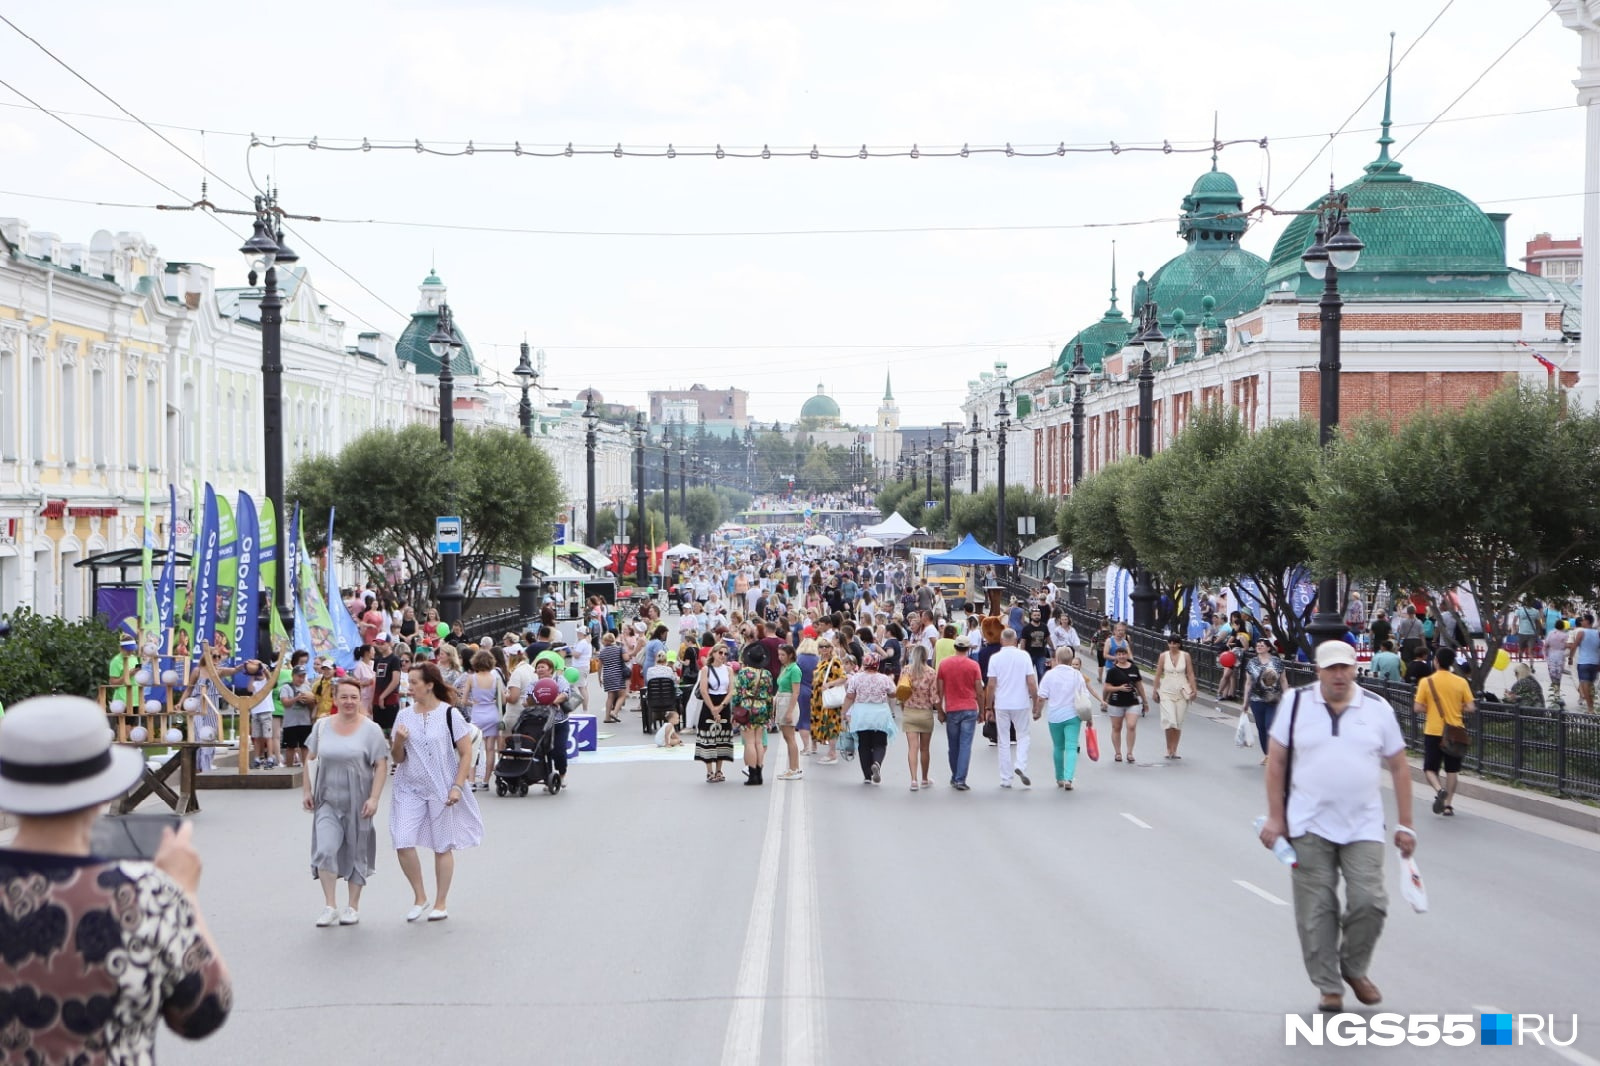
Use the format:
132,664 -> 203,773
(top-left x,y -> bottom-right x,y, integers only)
803,507 -> 814,518
554,522 -> 567,546
566,714 -> 598,758
436,516 -> 463,555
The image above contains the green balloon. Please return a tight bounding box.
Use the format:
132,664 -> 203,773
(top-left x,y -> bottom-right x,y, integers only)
563,667 -> 581,684
535,650 -> 565,673
436,621 -> 451,639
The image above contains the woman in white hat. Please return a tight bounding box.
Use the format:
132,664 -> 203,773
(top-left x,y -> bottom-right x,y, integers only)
0,695 -> 233,1059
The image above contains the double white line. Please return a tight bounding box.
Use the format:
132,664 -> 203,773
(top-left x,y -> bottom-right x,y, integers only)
721,781 -> 827,1066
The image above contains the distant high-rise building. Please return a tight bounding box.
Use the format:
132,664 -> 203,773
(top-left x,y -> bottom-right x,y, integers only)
1524,233 -> 1583,287
648,384 -> 748,434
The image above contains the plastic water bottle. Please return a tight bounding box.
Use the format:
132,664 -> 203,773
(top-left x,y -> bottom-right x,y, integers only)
1253,816 -> 1299,867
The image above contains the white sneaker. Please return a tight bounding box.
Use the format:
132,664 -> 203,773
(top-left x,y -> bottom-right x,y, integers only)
315,906 -> 338,927
338,907 -> 360,926
405,903 -> 429,922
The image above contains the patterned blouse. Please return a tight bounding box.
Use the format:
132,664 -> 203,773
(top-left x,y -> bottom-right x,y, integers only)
903,666 -> 941,709
0,849 -> 231,1064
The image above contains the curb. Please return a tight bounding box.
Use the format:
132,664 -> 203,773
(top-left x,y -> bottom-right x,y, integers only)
1202,696 -> 1598,835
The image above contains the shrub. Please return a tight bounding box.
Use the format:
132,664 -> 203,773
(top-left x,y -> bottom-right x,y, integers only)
0,609 -> 124,707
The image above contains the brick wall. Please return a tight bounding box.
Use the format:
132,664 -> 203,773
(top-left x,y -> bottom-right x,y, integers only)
1297,370 -> 1518,425
1297,312 -> 1522,331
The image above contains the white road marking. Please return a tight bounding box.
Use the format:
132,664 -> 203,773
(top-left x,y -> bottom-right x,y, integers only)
1120,812 -> 1153,829
1475,1006 -> 1598,1066
721,778 -> 788,1066
1233,879 -> 1289,906
782,778 -> 825,1065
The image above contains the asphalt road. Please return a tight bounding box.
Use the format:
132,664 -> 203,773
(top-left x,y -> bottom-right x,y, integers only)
154,686 -> 1599,1066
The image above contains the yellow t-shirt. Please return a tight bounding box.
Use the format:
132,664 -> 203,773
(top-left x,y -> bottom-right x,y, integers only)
1416,670 -> 1473,736
934,638 -> 957,665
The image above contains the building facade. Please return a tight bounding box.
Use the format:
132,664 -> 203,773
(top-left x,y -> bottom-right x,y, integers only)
1523,233 -> 1584,285
648,385 -> 749,434
0,220 -> 632,618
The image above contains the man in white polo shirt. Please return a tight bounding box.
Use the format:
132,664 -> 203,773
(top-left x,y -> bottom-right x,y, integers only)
984,628 -> 1040,789
1260,640 -> 1417,1014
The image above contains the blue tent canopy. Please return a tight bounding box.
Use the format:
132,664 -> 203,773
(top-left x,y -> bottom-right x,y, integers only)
926,534 -> 1014,566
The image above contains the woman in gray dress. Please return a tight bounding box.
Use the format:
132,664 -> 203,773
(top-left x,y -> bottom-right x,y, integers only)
302,677 -> 390,927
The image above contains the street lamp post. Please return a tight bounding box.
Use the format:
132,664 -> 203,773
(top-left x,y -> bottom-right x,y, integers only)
1302,194 -> 1366,652
942,422 -> 954,527
661,429 -> 673,548
994,386 -> 1011,563
677,428 -> 688,518
1130,301 -> 1165,630
924,431 -> 933,506
968,410 -> 980,494
632,413 -> 649,587
1066,342 -> 1091,608
238,195 -> 299,642
513,341 -> 540,622
583,392 -> 599,548
427,304 -> 465,626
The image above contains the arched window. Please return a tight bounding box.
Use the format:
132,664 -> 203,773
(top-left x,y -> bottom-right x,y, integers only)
30,355 -> 45,461
92,369 -> 107,466
0,348 -> 17,461
181,381 -> 196,466
60,363 -> 76,465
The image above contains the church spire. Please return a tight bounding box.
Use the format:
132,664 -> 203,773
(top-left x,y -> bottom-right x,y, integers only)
1376,32 -> 1396,164
883,369 -> 894,402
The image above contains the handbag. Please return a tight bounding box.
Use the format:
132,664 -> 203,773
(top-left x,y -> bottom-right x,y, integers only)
1084,723 -> 1100,762
823,685 -> 846,710
1427,677 -> 1472,757
1234,707 -> 1255,748
894,676 -> 913,703
1074,687 -> 1097,720
732,707 -> 751,726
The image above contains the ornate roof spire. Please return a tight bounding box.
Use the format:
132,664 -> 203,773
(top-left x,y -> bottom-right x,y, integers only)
1211,111 -> 1219,172
883,370 -> 894,401
1365,32 -> 1406,179
1108,240 -> 1119,313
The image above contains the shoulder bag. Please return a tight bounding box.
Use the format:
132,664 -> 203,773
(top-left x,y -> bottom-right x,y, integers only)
1428,676 -> 1472,758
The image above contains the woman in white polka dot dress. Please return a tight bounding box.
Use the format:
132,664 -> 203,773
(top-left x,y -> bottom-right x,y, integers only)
389,661 -> 483,922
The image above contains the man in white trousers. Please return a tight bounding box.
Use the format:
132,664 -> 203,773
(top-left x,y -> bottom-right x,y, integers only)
985,629 -> 1040,788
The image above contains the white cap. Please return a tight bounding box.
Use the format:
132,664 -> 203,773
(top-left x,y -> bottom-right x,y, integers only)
1315,641 -> 1357,668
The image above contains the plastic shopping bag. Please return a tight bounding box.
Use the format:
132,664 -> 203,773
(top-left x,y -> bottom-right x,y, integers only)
1397,851 -> 1429,913
1084,723 -> 1100,762
1234,709 -> 1255,748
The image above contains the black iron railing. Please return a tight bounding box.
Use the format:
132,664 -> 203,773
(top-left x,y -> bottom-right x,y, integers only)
1024,577 -> 1600,801
458,608 -> 527,645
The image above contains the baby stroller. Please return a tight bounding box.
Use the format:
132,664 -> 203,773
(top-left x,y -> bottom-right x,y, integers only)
494,679 -> 565,796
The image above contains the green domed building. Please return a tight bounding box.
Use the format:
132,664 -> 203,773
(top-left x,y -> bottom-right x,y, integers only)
800,384 -> 842,424
395,270 -> 480,377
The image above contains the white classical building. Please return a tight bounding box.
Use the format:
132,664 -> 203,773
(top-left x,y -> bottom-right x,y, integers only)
0,219 -> 632,618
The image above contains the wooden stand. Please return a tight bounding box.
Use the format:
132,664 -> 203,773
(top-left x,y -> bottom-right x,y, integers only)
116,743 -> 204,814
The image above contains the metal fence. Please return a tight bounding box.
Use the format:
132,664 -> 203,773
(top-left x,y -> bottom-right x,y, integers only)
1016,579 -> 1600,802
457,608 -> 527,645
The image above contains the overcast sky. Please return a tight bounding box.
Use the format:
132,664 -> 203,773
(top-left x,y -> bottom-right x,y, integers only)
0,1 -> 1587,426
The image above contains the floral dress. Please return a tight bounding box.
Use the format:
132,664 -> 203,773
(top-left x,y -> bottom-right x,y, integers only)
733,667 -> 775,728
810,656 -> 847,742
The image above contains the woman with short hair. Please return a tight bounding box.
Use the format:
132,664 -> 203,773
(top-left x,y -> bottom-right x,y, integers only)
599,631 -> 628,723
304,677 -> 390,925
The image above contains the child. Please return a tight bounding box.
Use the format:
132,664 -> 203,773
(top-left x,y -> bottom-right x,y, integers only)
655,709 -> 682,748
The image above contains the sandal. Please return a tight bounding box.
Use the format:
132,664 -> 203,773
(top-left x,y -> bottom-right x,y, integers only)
1442,805 -> 1454,816
1064,781 -> 1074,790
1114,754 -> 1123,762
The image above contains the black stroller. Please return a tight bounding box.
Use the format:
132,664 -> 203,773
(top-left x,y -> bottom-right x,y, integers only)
494,705 -> 564,796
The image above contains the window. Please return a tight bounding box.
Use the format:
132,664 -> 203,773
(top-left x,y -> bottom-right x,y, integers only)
225,390 -> 236,469
91,369 -> 106,466
30,357 -> 45,461
145,379 -> 159,470
61,363 -> 77,465
0,348 -> 15,460
181,382 -> 196,466
124,375 -> 138,467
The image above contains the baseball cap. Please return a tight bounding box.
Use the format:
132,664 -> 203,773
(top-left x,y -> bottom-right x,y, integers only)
953,636 -> 971,650
1315,641 -> 1358,669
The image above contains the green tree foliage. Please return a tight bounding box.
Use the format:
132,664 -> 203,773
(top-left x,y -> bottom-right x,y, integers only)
1057,458 -> 1140,571
624,507 -> 686,548
0,608 -> 123,705
592,507 -> 618,545
287,423 -> 563,612
1308,385 -> 1600,685
946,486 -> 1060,555
683,488 -> 725,541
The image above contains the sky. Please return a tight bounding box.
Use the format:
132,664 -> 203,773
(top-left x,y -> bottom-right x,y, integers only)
0,1 -> 1588,427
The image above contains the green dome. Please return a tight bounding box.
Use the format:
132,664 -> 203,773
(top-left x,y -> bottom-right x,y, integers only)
397,311 -> 479,377
1057,307 -> 1131,378
800,385 -> 840,421
1141,164 -> 1268,329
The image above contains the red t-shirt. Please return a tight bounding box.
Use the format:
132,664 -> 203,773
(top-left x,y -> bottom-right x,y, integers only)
936,654 -> 981,711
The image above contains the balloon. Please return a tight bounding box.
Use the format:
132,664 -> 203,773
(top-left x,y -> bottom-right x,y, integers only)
563,667 -> 581,684
133,669 -> 152,685
127,725 -> 149,743
436,622 -> 450,640
109,699 -> 127,714
197,726 -> 217,742
164,728 -> 184,744
1219,650 -> 1238,669
143,699 -> 164,714
1494,648 -> 1510,671
160,669 -> 180,686
182,697 -> 200,712
535,650 -> 565,673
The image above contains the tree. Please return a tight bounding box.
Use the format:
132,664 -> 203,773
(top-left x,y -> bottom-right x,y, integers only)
1308,384 -> 1600,688
683,488 -> 725,542
287,423 -> 563,612
1057,458 -> 1140,571
946,486 -> 1059,555
0,608 -> 123,706
592,507 -> 618,545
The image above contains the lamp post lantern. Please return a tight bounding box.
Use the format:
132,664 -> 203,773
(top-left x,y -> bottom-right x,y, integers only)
582,391 -> 599,548
513,341 -> 540,622
631,413 -> 648,587
1130,302 -> 1165,629
1303,193 -> 1365,652
1066,342 -> 1091,607
238,194 -> 299,642
428,304 -> 465,626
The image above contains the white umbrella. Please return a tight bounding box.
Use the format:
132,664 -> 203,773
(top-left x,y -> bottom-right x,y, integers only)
663,543 -> 701,558
803,533 -> 835,548
851,536 -> 884,549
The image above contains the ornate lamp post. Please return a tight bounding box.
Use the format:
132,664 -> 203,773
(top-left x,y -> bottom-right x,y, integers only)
661,428 -> 673,547
582,391 -> 599,548
238,195 -> 299,638
1066,342 -> 1091,607
513,341 -> 540,621
427,304 -> 465,625
968,410 -> 980,493
631,413 -> 648,587
923,431 -> 934,506
941,422 -> 954,526
1130,302 -> 1165,629
994,386 -> 1011,562
677,425 -> 688,517
1303,194 -> 1366,651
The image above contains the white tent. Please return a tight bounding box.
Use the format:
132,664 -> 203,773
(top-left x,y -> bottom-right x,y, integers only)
851,536 -> 884,549
859,512 -> 923,543
663,543 -> 701,558
803,533 -> 835,548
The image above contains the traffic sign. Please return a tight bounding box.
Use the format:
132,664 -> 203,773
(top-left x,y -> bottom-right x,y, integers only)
436,516 -> 463,555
